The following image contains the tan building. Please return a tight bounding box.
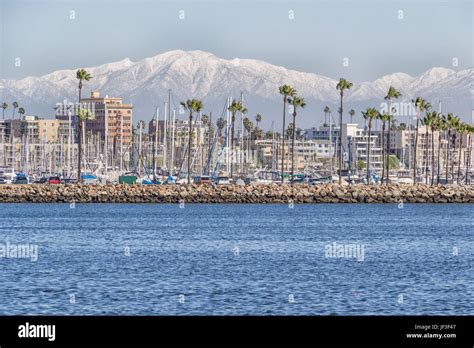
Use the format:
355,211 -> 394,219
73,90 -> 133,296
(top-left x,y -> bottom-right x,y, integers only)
81,91 -> 133,147
38,119 -> 60,143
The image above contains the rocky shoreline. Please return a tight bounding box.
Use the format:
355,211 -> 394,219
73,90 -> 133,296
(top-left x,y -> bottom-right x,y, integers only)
0,184 -> 472,203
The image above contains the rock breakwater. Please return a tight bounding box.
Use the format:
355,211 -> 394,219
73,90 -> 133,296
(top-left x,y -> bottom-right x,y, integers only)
0,184 -> 472,204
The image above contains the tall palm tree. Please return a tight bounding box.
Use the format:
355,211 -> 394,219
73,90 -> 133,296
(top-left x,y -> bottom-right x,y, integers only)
288,95 -> 306,183
411,97 -> 431,184
1,102 -> 7,120
76,69 -> 92,182
180,99 -> 204,184
422,111 -> 438,185
348,109 -> 355,123
76,69 -> 92,103
11,101 -> 18,119
255,114 -> 262,129
323,105 -> 330,125
227,100 -> 247,179
76,108 -> 95,181
361,108 -> 379,185
279,85 -> 296,183
384,86 -> 402,111
18,107 -> 26,120
336,78 -> 353,184
384,87 -> 401,183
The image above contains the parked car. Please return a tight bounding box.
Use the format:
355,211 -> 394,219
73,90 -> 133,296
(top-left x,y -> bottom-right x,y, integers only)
216,176 -> 232,185
34,177 -> 48,184
14,174 -> 29,184
48,176 -> 61,184
0,167 -> 16,184
194,175 -> 212,185
61,178 -> 77,185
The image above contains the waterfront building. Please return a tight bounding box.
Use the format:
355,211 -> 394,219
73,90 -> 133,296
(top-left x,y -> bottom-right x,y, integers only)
80,91 -> 133,147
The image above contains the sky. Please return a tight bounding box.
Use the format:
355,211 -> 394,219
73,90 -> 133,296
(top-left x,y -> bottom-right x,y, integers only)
0,0 -> 472,82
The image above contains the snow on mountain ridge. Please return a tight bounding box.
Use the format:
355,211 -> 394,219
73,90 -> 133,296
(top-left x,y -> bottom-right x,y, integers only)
0,50 -> 471,126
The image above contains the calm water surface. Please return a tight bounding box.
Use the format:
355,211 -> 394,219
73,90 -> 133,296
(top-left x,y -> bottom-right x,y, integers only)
0,203 -> 472,315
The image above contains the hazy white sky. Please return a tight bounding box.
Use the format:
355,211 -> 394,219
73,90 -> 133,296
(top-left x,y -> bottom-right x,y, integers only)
1,0 -> 472,81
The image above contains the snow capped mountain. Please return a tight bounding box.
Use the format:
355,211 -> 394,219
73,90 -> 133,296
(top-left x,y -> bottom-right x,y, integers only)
0,50 -> 472,127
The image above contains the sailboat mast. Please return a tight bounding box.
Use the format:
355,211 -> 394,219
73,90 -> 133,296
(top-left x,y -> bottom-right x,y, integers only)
171,109 -> 176,175
240,91 -> 244,174
168,89 -> 171,170
163,101 -> 168,171
153,107 -> 159,180
104,103 -> 108,174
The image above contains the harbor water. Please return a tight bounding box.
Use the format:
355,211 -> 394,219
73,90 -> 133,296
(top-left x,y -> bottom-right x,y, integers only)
0,203 -> 472,315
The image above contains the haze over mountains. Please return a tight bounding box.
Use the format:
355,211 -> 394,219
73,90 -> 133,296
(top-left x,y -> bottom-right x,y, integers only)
1,50 -> 472,128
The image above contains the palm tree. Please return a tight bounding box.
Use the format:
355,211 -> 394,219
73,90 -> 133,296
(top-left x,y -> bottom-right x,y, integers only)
422,111 -> 438,185
384,86 -> 402,111
279,85 -> 296,183
1,102 -> 7,120
180,99 -> 204,184
336,78 -> 353,184
18,107 -> 26,120
361,108 -> 379,184
76,69 -> 92,103
201,114 -> 209,126
76,108 -> 95,182
76,69 -> 92,182
288,95 -> 306,183
323,106 -> 330,125
384,87 -> 401,183
255,114 -> 262,129
11,101 -> 18,119
348,109 -> 355,123
411,97 -> 431,184
227,100 -> 247,179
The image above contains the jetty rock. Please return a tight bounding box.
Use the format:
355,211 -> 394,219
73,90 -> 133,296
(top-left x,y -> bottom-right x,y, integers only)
0,184 -> 472,204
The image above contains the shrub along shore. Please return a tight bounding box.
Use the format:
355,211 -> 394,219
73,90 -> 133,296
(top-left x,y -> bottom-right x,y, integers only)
0,184 -> 472,204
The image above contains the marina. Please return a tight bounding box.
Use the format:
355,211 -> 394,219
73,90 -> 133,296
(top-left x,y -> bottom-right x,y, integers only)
1,87 -> 472,187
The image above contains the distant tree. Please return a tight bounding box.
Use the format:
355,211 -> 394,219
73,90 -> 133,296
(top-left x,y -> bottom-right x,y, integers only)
279,85 -> 297,182
336,78 -> 353,184
180,99 -> 204,184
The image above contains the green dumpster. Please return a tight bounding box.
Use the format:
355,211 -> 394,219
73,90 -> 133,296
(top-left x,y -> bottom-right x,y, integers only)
119,175 -> 137,184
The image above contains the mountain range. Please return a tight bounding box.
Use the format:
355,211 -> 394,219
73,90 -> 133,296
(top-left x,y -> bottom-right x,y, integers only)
1,50 -> 472,128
